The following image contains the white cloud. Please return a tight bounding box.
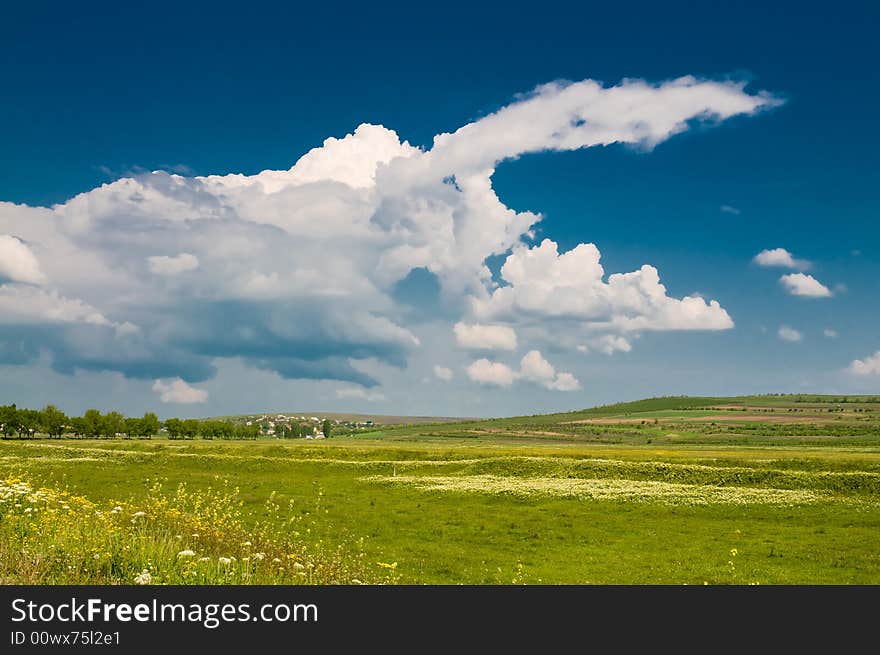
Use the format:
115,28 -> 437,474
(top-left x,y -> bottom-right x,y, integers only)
152,378 -> 208,403
778,325 -> 802,342
720,205 -> 741,215
779,273 -> 832,298
433,365 -> 453,381
578,335 -> 632,355
453,322 -> 518,350
466,359 -> 518,387
0,76 -> 776,391
0,285 -> 110,326
753,248 -> 810,270
467,350 -> 580,391
823,329 -> 839,338
147,253 -> 199,275
519,350 -> 581,391
548,372 -> 581,392
0,235 -> 46,284
848,351 -> 880,376
335,387 -> 386,402
472,239 -> 733,332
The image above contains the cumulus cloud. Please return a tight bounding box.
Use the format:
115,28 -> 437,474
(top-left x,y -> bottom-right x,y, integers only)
0,76 -> 776,392
335,387 -> 386,401
433,365 -> 453,381
152,378 -> 208,403
0,235 -> 46,284
519,350 -> 581,391
779,273 -> 832,298
778,325 -> 802,342
453,322 -> 517,350
147,253 -> 199,275
848,351 -> 880,376
466,359 -> 518,387
577,335 -> 632,355
753,248 -> 809,270
472,239 -> 733,332
467,350 -> 580,391
0,285 -> 110,326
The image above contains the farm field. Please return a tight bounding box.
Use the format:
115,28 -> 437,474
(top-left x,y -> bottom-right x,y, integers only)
2,394 -> 880,584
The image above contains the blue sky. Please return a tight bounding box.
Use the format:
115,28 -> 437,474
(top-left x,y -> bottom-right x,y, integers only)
0,1 -> 878,417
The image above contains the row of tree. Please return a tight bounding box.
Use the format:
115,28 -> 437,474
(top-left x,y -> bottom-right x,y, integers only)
0,404 -> 330,440
0,405 -> 162,439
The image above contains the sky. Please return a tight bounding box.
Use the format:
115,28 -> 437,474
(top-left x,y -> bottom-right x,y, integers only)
0,1 -> 878,418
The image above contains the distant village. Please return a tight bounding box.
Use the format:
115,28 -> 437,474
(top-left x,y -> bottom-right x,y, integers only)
240,414 -> 375,439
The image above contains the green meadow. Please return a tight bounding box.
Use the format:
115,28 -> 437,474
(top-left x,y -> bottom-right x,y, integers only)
2,394 -> 879,584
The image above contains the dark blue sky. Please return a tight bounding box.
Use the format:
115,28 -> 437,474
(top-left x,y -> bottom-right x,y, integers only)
1,1 -> 878,415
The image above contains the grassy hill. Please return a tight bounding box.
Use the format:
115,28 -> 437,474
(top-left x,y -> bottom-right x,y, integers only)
366,394 -> 880,447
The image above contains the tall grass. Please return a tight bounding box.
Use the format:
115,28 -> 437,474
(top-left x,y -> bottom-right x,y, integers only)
0,477 -> 398,585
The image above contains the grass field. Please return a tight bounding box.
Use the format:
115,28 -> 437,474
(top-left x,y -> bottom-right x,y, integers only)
2,394 -> 879,584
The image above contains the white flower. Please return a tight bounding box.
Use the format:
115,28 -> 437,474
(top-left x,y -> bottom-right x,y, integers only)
132,511 -> 146,518
176,550 -> 196,558
254,552 -> 266,561
134,570 -> 152,585
293,562 -> 305,570
241,541 -> 252,547
218,557 -> 232,565
198,557 -> 211,562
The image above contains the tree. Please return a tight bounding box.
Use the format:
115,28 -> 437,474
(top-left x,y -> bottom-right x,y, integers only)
40,405 -> 68,438
181,419 -> 199,440
83,409 -> 103,438
0,404 -> 17,438
322,419 -> 332,439
69,416 -> 87,438
123,417 -> 141,439
139,412 -> 160,439
233,423 -> 259,440
101,411 -> 124,439
17,409 -> 41,438
164,418 -> 182,439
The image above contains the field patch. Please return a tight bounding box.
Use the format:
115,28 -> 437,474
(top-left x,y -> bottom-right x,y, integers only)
362,474 -> 844,507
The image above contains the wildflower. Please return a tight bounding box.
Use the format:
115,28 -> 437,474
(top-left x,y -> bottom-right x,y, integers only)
272,558 -> 282,564
376,561 -> 398,570
134,570 -> 152,585
254,552 -> 266,561
218,557 -> 232,565
730,548 -> 738,557
198,557 -> 211,563
242,540 -> 252,547
177,550 -> 196,558
132,511 -> 146,518
293,562 -> 305,570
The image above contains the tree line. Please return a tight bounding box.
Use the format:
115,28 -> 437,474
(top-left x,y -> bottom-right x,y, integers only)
0,404 -> 329,440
